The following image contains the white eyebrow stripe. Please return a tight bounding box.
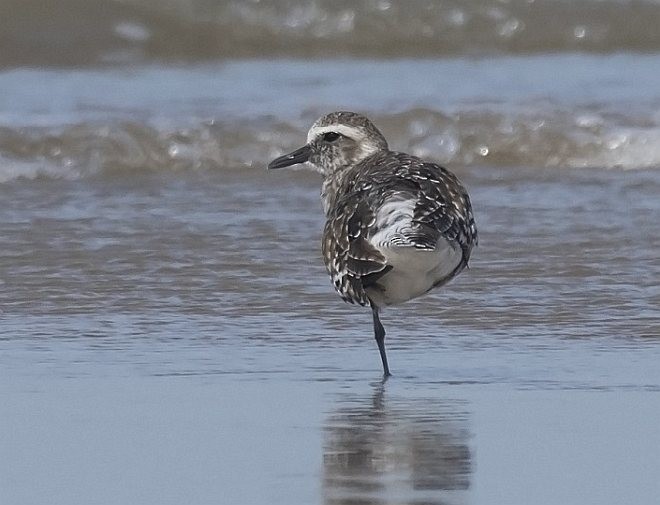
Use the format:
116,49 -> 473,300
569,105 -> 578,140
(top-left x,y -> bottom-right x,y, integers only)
307,124 -> 363,143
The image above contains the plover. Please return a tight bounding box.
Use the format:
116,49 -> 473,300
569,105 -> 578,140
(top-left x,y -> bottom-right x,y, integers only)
268,111 -> 477,376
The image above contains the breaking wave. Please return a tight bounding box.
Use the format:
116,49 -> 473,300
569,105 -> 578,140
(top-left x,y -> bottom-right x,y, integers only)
2,106 -> 660,182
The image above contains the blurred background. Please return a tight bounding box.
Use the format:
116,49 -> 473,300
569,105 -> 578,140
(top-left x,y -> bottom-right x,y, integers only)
3,0 -> 660,175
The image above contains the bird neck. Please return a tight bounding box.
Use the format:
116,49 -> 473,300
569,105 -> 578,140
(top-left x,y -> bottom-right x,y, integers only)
319,152 -> 380,215
320,170 -> 346,216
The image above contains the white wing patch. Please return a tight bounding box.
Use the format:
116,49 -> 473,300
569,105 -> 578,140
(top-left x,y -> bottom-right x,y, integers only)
366,196 -> 465,307
369,197 -> 416,248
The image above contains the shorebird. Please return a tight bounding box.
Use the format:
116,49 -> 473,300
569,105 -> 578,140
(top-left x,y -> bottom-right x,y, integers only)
268,111 -> 477,376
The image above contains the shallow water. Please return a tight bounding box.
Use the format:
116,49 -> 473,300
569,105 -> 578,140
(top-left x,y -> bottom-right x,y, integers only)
2,164 -> 659,504
2,3 -> 660,503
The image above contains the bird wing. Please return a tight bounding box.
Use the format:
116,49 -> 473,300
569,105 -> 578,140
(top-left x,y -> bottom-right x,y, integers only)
365,154 -> 477,265
407,161 -> 478,266
322,195 -> 392,306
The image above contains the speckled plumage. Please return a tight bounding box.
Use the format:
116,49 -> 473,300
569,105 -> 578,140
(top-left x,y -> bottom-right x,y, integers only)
321,150 -> 477,307
268,111 -> 477,376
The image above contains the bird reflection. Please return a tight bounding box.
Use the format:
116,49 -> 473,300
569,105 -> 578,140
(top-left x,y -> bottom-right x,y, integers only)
323,381 -> 471,505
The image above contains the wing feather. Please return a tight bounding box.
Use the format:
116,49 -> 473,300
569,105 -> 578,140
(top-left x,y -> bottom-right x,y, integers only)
323,198 -> 389,306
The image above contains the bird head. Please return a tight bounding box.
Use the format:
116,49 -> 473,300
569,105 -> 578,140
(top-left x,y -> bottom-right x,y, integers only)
268,111 -> 388,176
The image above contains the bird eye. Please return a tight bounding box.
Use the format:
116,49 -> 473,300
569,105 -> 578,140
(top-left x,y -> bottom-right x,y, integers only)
322,132 -> 341,142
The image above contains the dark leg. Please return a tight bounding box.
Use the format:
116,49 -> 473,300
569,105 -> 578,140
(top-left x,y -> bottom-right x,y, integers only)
371,305 -> 391,377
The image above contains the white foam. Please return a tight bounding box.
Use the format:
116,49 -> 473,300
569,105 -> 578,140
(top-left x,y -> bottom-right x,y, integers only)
0,156 -> 79,183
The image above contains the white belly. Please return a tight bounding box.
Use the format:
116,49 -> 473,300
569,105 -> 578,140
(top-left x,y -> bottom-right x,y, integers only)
366,238 -> 463,307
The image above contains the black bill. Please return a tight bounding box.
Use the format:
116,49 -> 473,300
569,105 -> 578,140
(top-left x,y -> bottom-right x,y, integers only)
268,145 -> 311,170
